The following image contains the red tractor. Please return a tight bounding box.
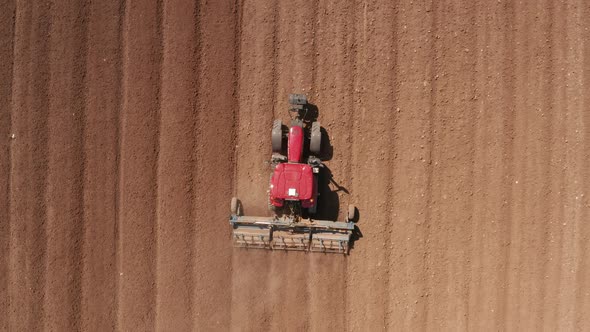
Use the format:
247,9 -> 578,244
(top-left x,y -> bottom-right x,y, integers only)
230,94 -> 355,254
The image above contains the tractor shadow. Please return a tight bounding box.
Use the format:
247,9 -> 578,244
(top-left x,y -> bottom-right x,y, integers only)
319,127 -> 333,161
302,102 -> 319,124
313,163 -> 363,251
311,119 -> 362,251
314,165 -> 345,221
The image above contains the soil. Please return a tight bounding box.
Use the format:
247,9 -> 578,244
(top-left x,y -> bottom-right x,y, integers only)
1,0 -> 589,331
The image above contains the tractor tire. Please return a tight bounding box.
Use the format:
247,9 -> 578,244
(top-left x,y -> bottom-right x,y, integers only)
231,197 -> 239,215
272,119 -> 282,153
310,121 -> 321,155
347,204 -> 356,221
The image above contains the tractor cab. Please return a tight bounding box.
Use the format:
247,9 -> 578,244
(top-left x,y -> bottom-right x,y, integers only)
269,163 -> 316,209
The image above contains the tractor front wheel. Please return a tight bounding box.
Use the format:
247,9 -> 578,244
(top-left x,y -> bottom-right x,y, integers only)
272,119 -> 283,153
310,121 -> 321,155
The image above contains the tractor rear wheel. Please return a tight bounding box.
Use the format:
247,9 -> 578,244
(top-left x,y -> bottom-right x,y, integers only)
310,121 -> 321,155
347,204 -> 356,221
272,119 -> 282,153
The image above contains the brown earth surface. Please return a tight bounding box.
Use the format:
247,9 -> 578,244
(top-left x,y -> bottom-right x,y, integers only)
1,0 -> 590,331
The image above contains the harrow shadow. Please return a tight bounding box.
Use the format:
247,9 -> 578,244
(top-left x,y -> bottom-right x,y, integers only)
309,118 -> 362,251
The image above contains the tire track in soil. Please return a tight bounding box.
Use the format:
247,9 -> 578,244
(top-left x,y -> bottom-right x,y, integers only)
543,3 -> 567,330
386,0 -> 433,329
261,0 -> 285,329
114,1 -> 125,327
421,5 -> 436,329
0,1 -> 15,328
467,2 -> 516,330
498,4 -> 517,328
382,2 -> 403,329
504,1 -> 532,326
308,0 -> 355,329
506,1 -> 555,329
266,0 -> 317,329
346,1 -> 399,330
155,0 -> 198,330
557,2 -> 587,329
117,0 -> 162,330
43,0 -> 88,330
424,1 -> 477,329
7,1 -> 50,330
467,1 -> 506,330
263,1 -> 290,324
80,0 -> 122,329
346,0 -> 370,328
577,2 -> 590,328
230,0 -> 277,330
191,0 -> 236,329
535,3 -> 558,328
369,2 -> 399,330
341,1 -> 359,328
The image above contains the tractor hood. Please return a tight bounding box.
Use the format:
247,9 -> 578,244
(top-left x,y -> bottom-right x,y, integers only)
270,163 -> 314,200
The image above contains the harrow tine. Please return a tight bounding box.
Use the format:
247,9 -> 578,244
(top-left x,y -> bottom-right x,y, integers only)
270,230 -> 310,251
232,226 -> 271,249
310,231 -> 350,254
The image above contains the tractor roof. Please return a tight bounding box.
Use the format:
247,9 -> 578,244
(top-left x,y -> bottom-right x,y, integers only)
270,163 -> 314,201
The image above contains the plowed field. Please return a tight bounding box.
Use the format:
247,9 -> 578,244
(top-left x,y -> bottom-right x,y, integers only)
1,0 -> 589,331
